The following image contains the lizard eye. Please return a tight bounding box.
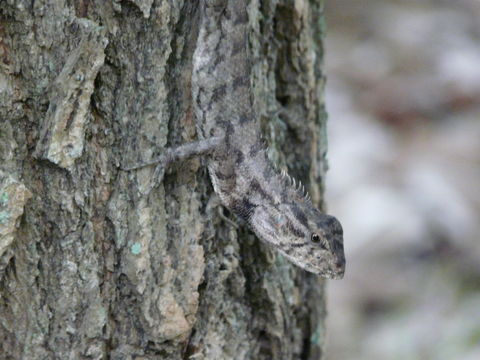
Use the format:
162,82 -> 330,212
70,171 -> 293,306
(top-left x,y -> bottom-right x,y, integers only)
311,233 -> 327,249
311,233 -> 321,243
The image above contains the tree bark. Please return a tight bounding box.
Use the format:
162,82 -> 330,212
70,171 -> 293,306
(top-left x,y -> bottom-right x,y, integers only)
0,0 -> 330,359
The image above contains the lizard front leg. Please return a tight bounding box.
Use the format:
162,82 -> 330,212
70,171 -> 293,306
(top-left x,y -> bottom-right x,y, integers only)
123,135 -> 224,194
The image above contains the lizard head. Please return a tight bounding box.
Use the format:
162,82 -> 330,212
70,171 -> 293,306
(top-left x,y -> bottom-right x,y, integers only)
250,201 -> 345,279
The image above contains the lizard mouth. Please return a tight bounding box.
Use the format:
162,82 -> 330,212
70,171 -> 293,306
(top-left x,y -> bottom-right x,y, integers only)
327,256 -> 346,279
302,261 -> 345,279
316,269 -> 344,280
327,270 -> 345,280
318,260 -> 345,279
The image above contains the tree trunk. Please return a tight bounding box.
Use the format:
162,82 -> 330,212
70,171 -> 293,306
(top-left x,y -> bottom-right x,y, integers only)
0,0 -> 330,359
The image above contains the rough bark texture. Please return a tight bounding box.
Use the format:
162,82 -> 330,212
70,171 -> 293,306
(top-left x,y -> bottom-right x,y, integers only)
0,0 -> 330,359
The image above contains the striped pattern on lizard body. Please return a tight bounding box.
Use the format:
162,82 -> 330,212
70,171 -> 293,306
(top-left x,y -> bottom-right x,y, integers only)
192,0 -> 345,278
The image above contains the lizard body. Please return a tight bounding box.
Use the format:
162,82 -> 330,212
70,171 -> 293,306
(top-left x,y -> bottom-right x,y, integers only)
128,0 -> 345,278
193,0 -> 345,278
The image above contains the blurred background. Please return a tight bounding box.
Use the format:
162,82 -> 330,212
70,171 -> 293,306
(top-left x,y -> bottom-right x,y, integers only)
323,0 -> 480,359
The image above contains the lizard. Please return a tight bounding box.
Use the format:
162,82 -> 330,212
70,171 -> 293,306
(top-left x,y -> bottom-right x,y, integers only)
125,0 -> 345,279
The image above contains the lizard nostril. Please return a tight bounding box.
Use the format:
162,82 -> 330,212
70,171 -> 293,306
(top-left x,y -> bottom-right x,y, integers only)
335,258 -> 345,270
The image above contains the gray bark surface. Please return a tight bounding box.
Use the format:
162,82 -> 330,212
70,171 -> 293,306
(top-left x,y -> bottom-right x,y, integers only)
0,0 -> 330,359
